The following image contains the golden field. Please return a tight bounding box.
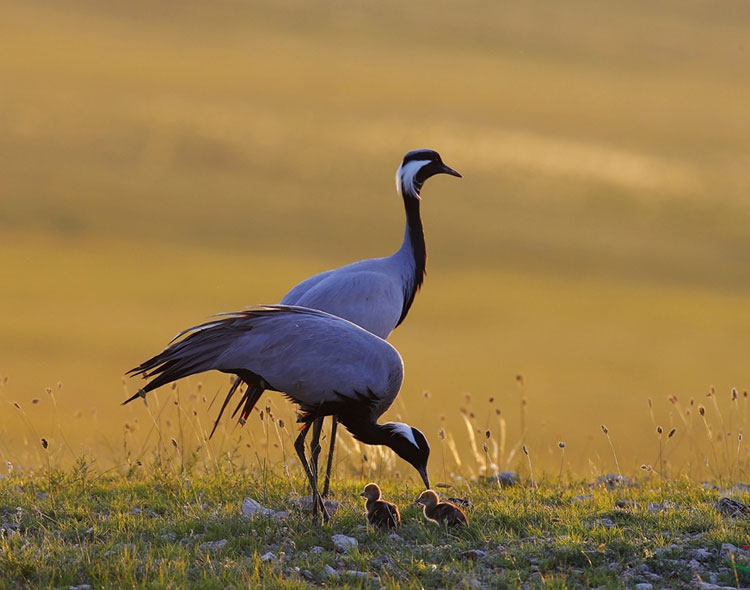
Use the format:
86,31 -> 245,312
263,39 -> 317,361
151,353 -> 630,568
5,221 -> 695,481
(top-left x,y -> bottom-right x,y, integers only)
1,0 -> 750,480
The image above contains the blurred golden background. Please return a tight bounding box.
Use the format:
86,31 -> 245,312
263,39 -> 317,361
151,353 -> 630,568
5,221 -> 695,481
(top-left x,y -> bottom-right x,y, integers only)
1,0 -> 749,480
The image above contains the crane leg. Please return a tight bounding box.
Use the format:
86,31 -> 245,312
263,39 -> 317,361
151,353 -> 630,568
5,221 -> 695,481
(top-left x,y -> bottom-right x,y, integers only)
309,417 -> 324,485
294,421 -> 329,523
321,417 -> 338,498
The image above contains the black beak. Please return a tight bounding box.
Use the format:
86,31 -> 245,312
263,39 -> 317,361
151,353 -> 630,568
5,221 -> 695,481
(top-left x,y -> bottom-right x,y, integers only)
440,163 -> 462,178
418,465 -> 430,489
359,492 -> 367,498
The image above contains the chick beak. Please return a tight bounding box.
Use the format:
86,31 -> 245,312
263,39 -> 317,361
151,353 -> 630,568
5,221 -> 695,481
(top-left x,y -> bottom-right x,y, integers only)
359,492 -> 367,498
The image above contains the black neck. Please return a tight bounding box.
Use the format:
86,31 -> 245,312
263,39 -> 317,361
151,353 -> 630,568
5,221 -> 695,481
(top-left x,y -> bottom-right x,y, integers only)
341,416 -> 393,447
396,190 -> 426,327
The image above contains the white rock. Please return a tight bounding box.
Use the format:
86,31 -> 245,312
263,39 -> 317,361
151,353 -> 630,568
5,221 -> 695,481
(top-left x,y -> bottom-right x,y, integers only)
322,564 -> 338,578
242,498 -> 276,517
311,546 -> 324,554
260,551 -> 277,562
694,583 -> 740,590
388,533 -> 404,542
720,542 -> 739,558
635,584 -> 653,590
332,534 -> 358,553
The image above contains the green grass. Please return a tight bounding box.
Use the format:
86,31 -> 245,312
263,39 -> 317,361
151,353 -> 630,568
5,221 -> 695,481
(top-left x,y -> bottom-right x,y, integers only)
1,0 -> 750,477
3,461 -> 750,589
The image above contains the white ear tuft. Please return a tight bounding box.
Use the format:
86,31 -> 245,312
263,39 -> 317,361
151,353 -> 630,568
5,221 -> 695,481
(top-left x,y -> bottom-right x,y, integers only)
396,160 -> 431,197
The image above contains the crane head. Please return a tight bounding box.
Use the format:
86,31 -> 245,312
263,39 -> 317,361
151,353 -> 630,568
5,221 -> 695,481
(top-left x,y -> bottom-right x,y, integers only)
396,149 -> 461,198
384,422 -> 431,488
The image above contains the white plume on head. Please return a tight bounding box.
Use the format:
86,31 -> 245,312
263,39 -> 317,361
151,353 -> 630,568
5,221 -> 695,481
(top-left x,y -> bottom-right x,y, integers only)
396,160 -> 431,197
386,421 -> 418,447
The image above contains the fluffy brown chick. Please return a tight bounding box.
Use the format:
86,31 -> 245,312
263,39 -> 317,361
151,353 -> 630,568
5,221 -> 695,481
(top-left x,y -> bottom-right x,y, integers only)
361,483 -> 401,530
415,489 -> 469,526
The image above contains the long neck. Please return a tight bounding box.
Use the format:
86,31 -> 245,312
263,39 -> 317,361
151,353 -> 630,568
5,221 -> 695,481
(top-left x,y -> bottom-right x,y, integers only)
342,417 -> 392,446
394,188 -> 426,327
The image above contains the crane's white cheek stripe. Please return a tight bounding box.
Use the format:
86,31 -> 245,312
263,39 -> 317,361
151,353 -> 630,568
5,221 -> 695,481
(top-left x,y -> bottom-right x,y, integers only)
388,422 -> 417,446
395,160 -> 430,196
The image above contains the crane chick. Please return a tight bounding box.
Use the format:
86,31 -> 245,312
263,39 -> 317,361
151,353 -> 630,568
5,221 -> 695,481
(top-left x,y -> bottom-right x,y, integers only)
361,483 -> 401,530
415,489 -> 468,526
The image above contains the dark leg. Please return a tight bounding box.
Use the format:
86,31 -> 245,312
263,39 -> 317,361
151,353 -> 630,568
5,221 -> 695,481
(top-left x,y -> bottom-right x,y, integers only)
309,417 -> 324,485
294,421 -> 329,523
321,417 -> 338,498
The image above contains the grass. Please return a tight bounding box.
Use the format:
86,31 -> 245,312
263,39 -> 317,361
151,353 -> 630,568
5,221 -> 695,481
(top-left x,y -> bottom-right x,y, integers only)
3,461 -> 750,589
1,0 -> 750,475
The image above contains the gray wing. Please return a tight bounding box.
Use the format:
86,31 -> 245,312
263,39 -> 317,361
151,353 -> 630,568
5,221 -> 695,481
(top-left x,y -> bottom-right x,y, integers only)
126,305 -> 404,413
281,260 -> 405,339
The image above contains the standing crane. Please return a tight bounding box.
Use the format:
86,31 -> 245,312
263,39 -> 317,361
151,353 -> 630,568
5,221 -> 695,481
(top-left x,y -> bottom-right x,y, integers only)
125,305 -> 431,521
213,149 -> 460,498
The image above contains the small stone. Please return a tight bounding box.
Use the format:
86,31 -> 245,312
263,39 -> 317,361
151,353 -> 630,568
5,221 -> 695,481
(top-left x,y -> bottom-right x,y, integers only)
493,471 -> 520,486
242,498 -> 276,518
462,575 -> 481,589
596,517 -> 616,528
293,496 -> 339,515
460,549 -> 487,560
322,564 -> 338,578
332,534 -> 358,553
311,546 -> 324,554
198,539 -> 228,552
572,494 -> 593,503
36,492 -> 48,501
718,543 -> 750,561
595,473 -> 632,489
69,585 -> 93,590
635,584 -> 653,590
300,569 -> 314,581
692,547 -> 712,560
716,497 -> 750,518
260,551 -> 277,562
129,507 -> 142,516
371,555 -> 391,567
160,531 -> 177,542
271,510 -> 289,520
388,533 -> 404,542
0,523 -> 19,538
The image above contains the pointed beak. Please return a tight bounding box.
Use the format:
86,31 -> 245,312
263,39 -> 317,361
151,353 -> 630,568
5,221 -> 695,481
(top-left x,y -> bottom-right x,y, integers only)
359,492 -> 367,498
440,163 -> 462,178
418,465 -> 430,489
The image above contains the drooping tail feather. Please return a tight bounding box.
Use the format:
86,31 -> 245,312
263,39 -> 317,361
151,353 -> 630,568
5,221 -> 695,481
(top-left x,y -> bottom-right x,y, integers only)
123,314 -> 254,405
207,377 -> 267,439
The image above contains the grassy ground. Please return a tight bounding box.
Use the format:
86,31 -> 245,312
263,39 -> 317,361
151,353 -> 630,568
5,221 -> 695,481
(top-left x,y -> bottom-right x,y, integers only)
1,0 -> 750,477
3,463 -> 750,589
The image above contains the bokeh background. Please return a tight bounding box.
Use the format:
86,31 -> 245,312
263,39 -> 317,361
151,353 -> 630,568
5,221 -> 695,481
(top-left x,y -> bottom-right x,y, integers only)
2,0 -> 749,481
